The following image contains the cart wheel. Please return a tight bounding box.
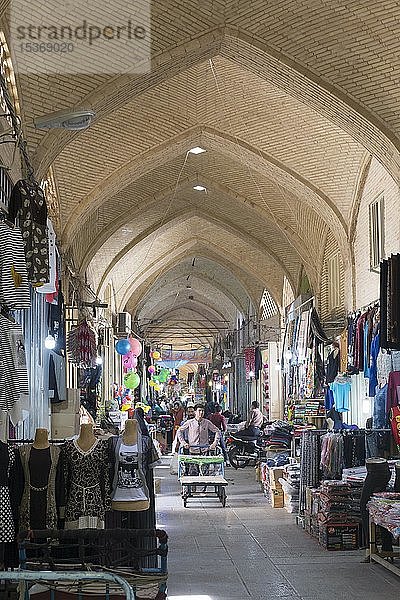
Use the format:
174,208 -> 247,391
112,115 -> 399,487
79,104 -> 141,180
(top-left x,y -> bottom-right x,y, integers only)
221,487 -> 226,507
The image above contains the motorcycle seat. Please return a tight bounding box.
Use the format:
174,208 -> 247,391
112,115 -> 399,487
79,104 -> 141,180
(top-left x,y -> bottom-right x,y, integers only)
234,435 -> 257,442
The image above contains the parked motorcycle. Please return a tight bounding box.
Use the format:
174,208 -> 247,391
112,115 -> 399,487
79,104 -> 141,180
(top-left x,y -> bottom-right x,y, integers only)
227,433 -> 266,469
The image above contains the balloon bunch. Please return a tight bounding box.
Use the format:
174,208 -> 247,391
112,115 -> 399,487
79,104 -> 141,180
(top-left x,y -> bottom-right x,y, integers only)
147,351 -> 168,393
116,337 -> 142,390
113,383 -> 133,411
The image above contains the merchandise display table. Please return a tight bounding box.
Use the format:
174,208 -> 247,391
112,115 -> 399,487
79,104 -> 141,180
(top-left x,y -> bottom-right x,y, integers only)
367,493 -> 400,577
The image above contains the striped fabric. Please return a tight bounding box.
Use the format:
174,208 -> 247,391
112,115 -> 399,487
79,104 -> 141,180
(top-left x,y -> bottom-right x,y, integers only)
0,222 -> 30,309
0,314 -> 29,415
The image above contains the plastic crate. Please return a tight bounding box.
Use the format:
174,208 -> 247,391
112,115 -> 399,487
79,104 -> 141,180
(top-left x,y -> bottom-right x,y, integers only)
318,523 -> 359,551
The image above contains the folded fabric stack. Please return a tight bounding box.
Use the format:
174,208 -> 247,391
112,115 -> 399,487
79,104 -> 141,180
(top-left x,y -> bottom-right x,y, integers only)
265,452 -> 290,468
264,421 -> 293,449
367,492 -> 400,540
317,480 -> 361,526
342,466 -> 367,484
293,401 -> 324,423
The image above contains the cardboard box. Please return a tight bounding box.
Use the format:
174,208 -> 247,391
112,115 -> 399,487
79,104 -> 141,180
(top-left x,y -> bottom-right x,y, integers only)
269,467 -> 284,490
51,412 -> 80,439
270,489 -> 284,508
51,388 -> 80,415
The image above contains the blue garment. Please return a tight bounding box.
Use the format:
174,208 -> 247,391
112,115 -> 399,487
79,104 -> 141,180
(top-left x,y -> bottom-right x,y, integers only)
324,387 -> 335,410
363,321 -> 370,377
330,381 -> 351,412
373,384 -> 388,429
369,333 -> 380,397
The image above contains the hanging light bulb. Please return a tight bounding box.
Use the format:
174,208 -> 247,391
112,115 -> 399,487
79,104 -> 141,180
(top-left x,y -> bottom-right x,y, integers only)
284,350 -> 293,361
95,356 -> 103,365
44,335 -> 56,350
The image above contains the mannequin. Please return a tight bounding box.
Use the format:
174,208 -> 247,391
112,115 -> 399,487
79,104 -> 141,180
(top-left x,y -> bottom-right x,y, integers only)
122,418 -> 138,445
32,428 -> 50,449
76,423 -> 97,452
360,458 -> 393,552
111,419 -> 150,511
19,428 -> 60,531
59,424 -> 110,529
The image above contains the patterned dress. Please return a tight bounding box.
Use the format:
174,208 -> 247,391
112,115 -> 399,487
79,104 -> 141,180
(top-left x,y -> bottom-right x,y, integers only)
0,442 -> 23,544
8,179 -> 49,286
59,438 -> 111,529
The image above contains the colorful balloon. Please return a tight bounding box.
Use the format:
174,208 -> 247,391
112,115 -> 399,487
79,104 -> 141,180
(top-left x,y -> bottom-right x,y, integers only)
159,369 -> 169,383
129,338 -> 142,357
124,372 -> 140,389
123,351 -> 138,370
152,350 -> 161,361
116,339 -> 131,355
148,365 -> 156,375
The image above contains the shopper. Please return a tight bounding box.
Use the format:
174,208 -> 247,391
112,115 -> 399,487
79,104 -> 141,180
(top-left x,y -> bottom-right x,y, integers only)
172,401 -> 184,429
184,403 -> 195,421
205,398 -> 216,417
235,401 -> 263,439
208,405 -> 228,461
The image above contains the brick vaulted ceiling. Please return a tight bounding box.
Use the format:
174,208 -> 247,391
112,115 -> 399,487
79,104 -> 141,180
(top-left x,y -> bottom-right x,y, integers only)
2,1 -> 399,341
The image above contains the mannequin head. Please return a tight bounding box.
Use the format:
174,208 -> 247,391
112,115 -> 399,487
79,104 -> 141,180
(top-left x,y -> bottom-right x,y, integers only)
33,428 -> 49,448
124,419 -> 138,434
76,423 -> 96,451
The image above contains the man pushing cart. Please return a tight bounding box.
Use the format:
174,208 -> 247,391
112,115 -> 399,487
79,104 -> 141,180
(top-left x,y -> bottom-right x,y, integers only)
176,404 -> 228,507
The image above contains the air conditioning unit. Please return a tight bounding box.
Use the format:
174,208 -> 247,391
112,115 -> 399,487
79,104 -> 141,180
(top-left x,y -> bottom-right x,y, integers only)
117,312 -> 132,335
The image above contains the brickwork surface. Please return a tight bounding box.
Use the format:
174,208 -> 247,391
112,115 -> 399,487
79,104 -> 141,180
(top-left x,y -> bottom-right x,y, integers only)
1,2 -> 400,325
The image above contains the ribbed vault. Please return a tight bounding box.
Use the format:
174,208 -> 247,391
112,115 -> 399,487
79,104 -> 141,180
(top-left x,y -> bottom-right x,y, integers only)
3,1 -> 400,347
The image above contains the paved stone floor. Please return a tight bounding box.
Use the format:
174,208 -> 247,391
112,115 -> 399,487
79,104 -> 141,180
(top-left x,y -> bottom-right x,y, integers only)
154,460 -> 399,600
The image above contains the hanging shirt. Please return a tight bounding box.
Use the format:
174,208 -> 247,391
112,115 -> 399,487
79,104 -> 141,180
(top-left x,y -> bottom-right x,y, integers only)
8,179 -> 49,286
0,314 -> 29,424
387,371 -> 400,412
0,222 -> 30,309
363,320 -> 370,378
330,380 -> 351,412
369,333 -> 380,397
326,350 -> 339,383
36,218 -> 57,294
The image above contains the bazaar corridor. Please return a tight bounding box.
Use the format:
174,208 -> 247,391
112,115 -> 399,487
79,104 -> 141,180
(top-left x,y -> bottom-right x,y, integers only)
156,460 -> 399,600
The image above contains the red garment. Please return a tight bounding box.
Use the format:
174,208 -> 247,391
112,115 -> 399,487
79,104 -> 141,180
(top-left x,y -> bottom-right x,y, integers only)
173,408 -> 184,427
354,312 -> 367,370
387,370 -> 400,412
390,405 -> 400,447
208,413 -> 227,431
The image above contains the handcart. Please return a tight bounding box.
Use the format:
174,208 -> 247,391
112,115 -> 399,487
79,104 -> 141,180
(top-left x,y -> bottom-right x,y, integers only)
178,445 -> 228,508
